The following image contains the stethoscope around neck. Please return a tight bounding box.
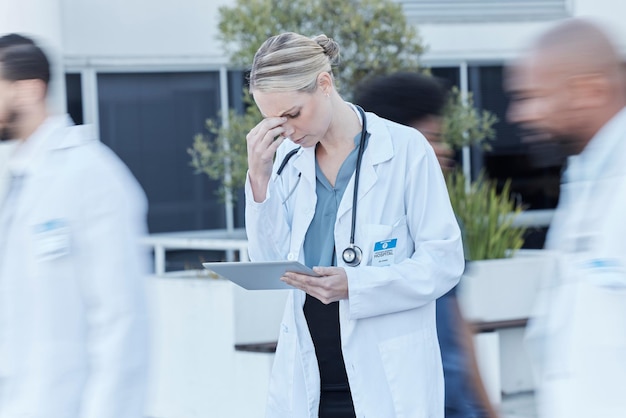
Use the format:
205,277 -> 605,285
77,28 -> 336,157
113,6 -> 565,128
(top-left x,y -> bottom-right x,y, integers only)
276,105 -> 368,267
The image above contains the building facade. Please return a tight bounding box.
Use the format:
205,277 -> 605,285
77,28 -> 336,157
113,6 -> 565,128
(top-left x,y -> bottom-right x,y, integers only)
3,0 -> 623,237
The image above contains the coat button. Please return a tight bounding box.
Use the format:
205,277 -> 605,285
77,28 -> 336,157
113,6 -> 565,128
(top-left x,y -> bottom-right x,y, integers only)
287,253 -> 295,261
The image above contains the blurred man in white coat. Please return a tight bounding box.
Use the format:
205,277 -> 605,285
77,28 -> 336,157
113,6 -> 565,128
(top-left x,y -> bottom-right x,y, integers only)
0,34 -> 149,418
507,18 -> 626,418
0,35 -> 25,217
0,140 -> 15,198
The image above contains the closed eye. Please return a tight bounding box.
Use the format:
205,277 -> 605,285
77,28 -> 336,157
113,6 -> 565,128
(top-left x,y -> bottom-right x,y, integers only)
287,111 -> 301,119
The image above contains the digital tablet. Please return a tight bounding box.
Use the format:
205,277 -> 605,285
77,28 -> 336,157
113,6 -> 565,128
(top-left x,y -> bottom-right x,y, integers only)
202,260 -> 320,290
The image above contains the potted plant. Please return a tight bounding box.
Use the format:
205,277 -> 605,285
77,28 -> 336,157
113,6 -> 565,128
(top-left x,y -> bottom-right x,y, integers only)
440,88 -> 548,323
446,168 -> 543,323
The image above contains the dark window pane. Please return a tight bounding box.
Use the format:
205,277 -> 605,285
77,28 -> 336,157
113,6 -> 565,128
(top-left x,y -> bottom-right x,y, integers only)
469,65 -> 563,212
65,73 -> 83,125
431,67 -> 460,90
228,70 -> 249,228
228,70 -> 247,113
97,72 -> 224,233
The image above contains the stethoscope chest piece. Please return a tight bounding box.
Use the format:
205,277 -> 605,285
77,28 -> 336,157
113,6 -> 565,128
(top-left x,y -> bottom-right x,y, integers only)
342,244 -> 362,267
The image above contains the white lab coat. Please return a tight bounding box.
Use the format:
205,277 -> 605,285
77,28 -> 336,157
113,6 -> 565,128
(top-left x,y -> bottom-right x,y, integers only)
245,111 -> 465,418
526,108 -> 626,418
0,116 -> 149,418
0,140 -> 17,201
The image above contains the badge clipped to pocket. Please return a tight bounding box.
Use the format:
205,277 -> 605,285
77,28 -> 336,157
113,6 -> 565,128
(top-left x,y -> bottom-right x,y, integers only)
33,218 -> 71,261
372,238 -> 397,267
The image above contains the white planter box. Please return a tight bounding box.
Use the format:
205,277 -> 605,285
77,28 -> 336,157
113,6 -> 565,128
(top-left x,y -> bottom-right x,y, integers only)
144,271 -> 288,418
456,250 -> 557,396
457,251 -> 555,323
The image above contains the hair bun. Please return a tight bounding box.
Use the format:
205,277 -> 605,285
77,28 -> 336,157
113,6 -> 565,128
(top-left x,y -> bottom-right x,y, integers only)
313,34 -> 340,63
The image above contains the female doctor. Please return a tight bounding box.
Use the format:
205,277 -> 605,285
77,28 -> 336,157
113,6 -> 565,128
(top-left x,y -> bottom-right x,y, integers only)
245,32 -> 465,418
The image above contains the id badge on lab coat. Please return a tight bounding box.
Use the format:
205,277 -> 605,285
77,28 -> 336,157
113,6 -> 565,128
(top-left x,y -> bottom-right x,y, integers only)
33,218 -> 71,261
372,238 -> 397,267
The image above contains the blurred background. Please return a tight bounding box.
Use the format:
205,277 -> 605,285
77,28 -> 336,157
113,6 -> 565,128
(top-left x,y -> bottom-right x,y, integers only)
2,1 -> 624,417
5,0 -> 619,250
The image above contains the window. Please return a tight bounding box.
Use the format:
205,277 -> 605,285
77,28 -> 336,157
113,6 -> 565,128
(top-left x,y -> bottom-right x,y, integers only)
65,73 -> 83,125
431,64 -> 562,248
97,72 -> 224,233
469,65 -> 563,211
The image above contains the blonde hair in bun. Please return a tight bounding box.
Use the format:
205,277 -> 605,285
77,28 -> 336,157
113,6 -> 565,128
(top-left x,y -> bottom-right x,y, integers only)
250,32 -> 339,93
312,34 -> 340,64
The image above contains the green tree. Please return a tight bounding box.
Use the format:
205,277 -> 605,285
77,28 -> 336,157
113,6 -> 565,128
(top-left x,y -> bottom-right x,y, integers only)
442,86 -> 498,151
189,0 -> 426,203
218,0 -> 424,97
190,0 -> 524,261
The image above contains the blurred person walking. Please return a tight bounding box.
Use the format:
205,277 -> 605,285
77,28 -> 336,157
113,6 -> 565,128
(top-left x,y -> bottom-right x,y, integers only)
0,34 -> 149,418
506,18 -> 626,418
354,72 -> 498,418
0,34 -> 31,216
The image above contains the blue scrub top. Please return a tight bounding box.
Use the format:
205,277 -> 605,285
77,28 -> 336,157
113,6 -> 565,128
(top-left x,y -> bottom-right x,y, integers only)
303,131 -> 365,268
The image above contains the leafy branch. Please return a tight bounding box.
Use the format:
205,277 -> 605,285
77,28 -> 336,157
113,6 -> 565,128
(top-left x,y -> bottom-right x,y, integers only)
442,86 -> 498,151
188,101 -> 260,202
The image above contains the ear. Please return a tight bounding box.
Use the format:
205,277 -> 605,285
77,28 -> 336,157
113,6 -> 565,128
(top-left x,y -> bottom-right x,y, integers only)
316,71 -> 333,96
13,79 -> 47,108
567,73 -> 610,109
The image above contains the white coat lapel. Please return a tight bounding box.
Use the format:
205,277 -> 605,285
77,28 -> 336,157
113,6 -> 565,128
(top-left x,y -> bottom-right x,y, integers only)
292,146 -> 316,190
289,146 -> 317,258
0,140 -> 17,206
337,114 -> 393,221
11,152 -> 58,225
9,118 -> 79,222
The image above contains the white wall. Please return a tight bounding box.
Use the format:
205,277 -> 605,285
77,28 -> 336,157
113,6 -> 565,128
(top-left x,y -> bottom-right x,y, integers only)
420,0 -> 626,65
419,21 -> 554,64
61,0 -> 233,65
56,0 -> 626,70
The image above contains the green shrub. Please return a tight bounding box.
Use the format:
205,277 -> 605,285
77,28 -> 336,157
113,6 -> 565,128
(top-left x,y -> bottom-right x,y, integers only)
442,86 -> 498,150
446,170 -> 526,261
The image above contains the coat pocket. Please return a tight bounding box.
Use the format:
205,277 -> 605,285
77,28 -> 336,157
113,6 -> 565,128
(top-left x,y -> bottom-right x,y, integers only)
391,215 -> 411,262
378,330 -> 441,418
359,215 -> 410,266
359,223 -> 392,266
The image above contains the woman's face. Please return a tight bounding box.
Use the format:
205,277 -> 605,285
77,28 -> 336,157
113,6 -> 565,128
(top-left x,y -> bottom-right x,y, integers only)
253,85 -> 331,148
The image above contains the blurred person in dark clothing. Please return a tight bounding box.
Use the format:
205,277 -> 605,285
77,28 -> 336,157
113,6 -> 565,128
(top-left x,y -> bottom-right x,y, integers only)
355,71 -> 499,418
